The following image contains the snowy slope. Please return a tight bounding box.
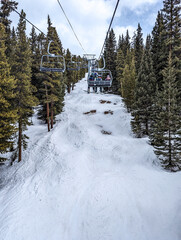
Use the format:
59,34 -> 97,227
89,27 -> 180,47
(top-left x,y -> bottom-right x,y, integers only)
0,77 -> 181,240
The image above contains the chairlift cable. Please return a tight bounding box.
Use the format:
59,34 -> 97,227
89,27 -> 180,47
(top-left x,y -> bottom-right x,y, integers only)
99,0 -> 120,59
2,1 -> 46,36
2,1 -> 68,52
57,0 -> 87,54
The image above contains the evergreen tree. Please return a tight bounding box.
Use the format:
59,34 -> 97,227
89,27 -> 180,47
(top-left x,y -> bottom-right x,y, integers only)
121,50 -> 136,111
9,27 -> 17,70
123,30 -> 130,57
149,53 -> 181,171
162,0 -> 181,107
0,23 -> 17,161
0,0 -> 18,59
79,56 -> 87,79
29,27 -> 47,101
117,34 -> 124,51
104,28 -> 117,92
29,26 -> 37,53
12,10 -> 38,162
116,48 -> 124,95
151,11 -> 167,90
131,31 -> 136,49
116,30 -> 132,97
29,26 -> 39,88
132,35 -> 156,136
31,32 -> 46,100
8,27 -> 17,112
38,16 -> 65,129
70,55 -> 80,91
162,0 -> 181,53
134,23 -> 144,75
65,48 -> 73,93
47,22 -> 65,124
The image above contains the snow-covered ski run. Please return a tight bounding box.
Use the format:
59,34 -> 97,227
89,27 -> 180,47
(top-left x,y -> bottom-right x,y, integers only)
0,77 -> 181,240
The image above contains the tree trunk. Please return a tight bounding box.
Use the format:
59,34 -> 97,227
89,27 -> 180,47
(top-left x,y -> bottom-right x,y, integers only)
67,84 -> 71,93
51,101 -> 54,129
168,78 -> 172,166
45,85 -> 50,132
18,118 -> 22,162
145,118 -> 149,135
168,128 -> 172,166
47,101 -> 50,132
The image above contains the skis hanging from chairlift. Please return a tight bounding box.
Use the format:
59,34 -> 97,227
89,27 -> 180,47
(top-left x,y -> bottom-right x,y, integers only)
40,40 -> 66,73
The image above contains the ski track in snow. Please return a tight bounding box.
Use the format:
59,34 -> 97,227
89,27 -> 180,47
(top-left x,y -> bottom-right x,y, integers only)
0,77 -> 181,240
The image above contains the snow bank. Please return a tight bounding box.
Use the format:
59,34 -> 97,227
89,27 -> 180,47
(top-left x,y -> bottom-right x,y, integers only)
0,77 -> 181,240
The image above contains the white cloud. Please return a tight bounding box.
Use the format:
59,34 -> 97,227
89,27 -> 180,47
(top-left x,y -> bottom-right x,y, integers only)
146,13 -> 158,26
120,0 -> 159,10
54,0 -> 115,56
114,25 -> 137,40
10,0 -> 115,56
9,0 -> 161,57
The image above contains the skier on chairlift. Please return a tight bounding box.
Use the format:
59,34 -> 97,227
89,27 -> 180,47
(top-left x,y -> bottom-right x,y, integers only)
106,74 -> 111,80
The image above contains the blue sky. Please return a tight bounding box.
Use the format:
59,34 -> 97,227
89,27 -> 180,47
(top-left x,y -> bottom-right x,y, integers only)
7,0 -> 163,57
113,1 -> 163,36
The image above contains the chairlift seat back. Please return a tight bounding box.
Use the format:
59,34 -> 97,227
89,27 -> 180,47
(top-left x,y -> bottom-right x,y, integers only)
40,54 -> 66,72
87,69 -> 113,87
67,61 -> 80,71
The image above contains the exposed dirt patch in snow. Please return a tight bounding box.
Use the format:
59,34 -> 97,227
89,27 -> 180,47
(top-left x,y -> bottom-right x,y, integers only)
99,100 -> 112,104
104,110 -> 113,115
101,130 -> 112,135
83,110 -> 97,115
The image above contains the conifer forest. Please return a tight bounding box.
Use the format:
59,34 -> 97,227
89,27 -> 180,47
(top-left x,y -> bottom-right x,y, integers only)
0,0 -> 181,239
1,0 -> 180,170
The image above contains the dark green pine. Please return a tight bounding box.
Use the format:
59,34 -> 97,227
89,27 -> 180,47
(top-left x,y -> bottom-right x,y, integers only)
104,28 -> 117,93
29,28 -> 46,100
151,11 -> 168,91
117,34 -> 124,51
149,53 -> 181,171
134,23 -> 144,76
123,30 -> 130,57
12,10 -> 38,162
116,48 -> 125,96
162,0 -> 181,109
131,35 -> 156,137
0,23 -> 18,161
0,0 -> 18,60
121,49 -> 136,112
65,48 -> 73,93
38,15 -> 65,123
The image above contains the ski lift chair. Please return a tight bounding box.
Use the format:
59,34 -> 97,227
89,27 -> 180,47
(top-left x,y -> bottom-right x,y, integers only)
91,60 -> 99,71
80,58 -> 88,69
67,55 -> 80,71
40,40 -> 66,72
87,69 -> 113,93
